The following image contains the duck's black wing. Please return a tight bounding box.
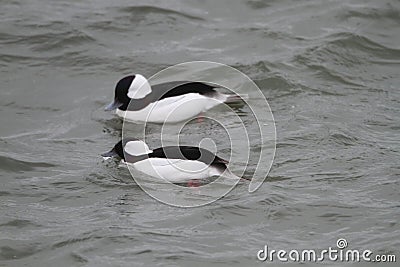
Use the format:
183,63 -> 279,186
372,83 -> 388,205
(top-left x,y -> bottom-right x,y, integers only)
149,146 -> 228,167
152,81 -> 217,100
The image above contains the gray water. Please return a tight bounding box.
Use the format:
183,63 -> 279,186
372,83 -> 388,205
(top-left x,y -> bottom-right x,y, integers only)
1,0 -> 399,266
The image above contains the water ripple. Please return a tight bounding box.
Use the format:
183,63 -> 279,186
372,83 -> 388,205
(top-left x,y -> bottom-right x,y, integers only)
0,155 -> 56,172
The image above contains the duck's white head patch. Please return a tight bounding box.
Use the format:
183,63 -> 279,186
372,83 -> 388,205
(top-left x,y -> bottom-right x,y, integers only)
124,140 -> 153,156
127,74 -> 152,99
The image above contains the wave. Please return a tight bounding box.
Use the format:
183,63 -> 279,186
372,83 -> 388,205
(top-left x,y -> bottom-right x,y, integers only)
294,32 -> 400,66
338,5 -> 400,22
117,5 -> 204,21
0,155 -> 56,172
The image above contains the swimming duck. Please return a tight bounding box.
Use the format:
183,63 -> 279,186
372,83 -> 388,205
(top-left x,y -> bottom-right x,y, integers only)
102,139 -> 242,183
105,74 -> 243,123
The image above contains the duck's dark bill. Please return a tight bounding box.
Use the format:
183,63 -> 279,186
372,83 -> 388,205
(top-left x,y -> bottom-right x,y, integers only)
104,100 -> 123,111
101,149 -> 119,158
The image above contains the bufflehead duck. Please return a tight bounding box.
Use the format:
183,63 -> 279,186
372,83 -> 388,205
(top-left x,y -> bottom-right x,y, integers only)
102,139 -> 243,183
105,74 -> 243,123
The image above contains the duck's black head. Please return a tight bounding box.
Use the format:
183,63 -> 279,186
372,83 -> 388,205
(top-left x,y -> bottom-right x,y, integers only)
105,75 -> 135,111
101,140 -> 125,160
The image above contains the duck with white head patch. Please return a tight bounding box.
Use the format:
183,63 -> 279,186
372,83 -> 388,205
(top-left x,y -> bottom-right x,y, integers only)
102,139 -> 246,183
105,74 -> 244,123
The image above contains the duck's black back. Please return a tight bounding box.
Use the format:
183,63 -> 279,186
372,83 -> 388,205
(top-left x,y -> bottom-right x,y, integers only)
149,146 -> 227,168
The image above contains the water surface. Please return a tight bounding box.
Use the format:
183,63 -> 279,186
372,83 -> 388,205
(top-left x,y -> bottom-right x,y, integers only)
1,0 -> 399,266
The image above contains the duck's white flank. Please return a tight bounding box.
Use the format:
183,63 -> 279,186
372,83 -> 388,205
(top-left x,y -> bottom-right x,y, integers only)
117,93 -> 227,123
124,157 -> 224,183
